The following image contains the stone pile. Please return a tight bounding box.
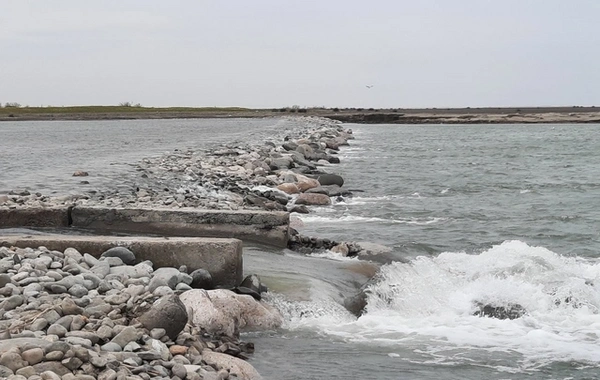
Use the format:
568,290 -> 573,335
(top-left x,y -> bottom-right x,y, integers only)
0,245 -> 279,380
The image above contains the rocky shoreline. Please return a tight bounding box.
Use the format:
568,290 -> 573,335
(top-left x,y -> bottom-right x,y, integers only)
0,116 -> 363,379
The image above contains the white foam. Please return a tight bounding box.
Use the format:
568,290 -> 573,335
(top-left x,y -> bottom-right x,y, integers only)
299,214 -> 448,226
308,250 -> 360,261
284,240 -> 600,370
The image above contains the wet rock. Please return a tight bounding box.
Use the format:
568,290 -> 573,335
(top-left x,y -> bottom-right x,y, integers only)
331,243 -> 350,256
295,193 -> 331,206
344,291 -> 368,317
233,274 -> 264,301
138,294 -> 188,339
180,289 -> 282,337
473,302 -> 526,320
294,176 -> 320,192
315,173 -> 344,187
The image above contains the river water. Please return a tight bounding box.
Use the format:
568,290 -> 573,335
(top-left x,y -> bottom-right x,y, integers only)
1,119 -> 600,379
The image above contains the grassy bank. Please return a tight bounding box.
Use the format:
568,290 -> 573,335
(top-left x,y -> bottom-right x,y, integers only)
1,105 -> 599,124
0,105 -> 250,115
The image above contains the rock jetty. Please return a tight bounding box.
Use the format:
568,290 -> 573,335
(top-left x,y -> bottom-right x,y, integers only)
1,116 -> 363,256
0,116 -> 365,379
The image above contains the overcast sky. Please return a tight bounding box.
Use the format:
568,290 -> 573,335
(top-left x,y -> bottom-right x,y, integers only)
1,1 -> 599,109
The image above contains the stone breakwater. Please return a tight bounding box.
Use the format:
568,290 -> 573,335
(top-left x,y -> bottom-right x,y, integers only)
0,116 -> 369,379
1,116 -> 362,255
0,244 -> 280,380
0,116 -> 367,379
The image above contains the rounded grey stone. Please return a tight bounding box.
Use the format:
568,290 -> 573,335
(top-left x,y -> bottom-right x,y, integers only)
45,341 -> 70,354
0,351 -> 27,372
45,350 -> 65,361
70,315 -> 87,331
100,342 -> 122,352
47,324 -> 68,337
16,366 -> 37,378
28,317 -> 48,332
138,294 -> 187,340
1,295 -> 24,311
68,284 -> 88,297
172,363 -> 187,379
21,347 -> 44,365
47,284 -> 67,294
100,247 -> 136,266
0,273 -> 12,288
0,364 -> 12,377
41,309 -> 61,324
189,269 -> 213,290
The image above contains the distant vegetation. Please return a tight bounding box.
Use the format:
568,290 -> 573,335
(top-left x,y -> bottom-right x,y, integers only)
0,104 -> 251,115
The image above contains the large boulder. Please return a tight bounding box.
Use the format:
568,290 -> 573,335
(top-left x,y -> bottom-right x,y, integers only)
276,183 -> 300,195
315,173 -> 344,187
179,289 -> 282,337
296,144 -> 314,160
202,349 -> 262,380
267,156 -> 293,170
295,193 -> 332,206
294,174 -> 320,192
189,268 -> 213,289
138,294 -> 188,339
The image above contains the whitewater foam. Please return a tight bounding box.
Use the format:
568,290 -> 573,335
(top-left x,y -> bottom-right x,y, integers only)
280,240 -> 600,370
298,214 -> 448,226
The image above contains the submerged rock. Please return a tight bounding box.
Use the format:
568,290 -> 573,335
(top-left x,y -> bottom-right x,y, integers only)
473,302 -> 526,320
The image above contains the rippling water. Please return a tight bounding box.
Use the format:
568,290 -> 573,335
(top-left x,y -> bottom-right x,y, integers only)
249,123 -> 600,380
0,117 -> 304,194
2,119 -> 600,379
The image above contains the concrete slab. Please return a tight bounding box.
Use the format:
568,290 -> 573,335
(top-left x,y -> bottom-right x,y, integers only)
0,206 -> 290,247
0,234 -> 243,287
71,207 -> 290,247
0,207 -> 70,228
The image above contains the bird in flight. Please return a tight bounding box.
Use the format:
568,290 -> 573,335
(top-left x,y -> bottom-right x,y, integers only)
366,85 -> 374,89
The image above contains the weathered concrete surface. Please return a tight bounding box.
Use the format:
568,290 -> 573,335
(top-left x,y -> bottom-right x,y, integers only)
70,207 -> 290,247
0,235 -> 243,287
0,207 -> 70,228
0,207 -> 290,247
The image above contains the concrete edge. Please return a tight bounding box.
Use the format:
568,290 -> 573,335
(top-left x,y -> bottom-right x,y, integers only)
0,234 -> 243,288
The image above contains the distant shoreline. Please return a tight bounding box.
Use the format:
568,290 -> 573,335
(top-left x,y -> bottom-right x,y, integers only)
1,106 -> 599,124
